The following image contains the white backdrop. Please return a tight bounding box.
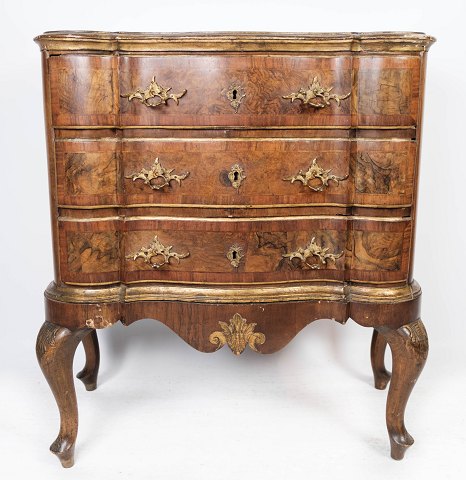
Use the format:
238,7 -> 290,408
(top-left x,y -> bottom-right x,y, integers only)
1,1 -> 465,479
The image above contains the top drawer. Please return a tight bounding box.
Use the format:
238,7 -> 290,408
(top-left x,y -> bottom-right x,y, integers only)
119,55 -> 351,127
48,54 -> 420,127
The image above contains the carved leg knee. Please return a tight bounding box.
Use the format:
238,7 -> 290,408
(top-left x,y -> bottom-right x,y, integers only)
370,329 -> 391,390
77,330 -> 100,391
376,319 -> 428,460
36,321 -> 89,468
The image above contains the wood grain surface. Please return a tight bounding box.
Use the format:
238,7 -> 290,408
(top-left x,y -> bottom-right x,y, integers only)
57,216 -> 411,285
55,137 -> 415,208
48,53 -> 419,128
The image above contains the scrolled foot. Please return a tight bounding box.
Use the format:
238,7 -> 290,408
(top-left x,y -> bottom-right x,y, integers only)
377,319 -> 428,460
50,436 -> 75,468
76,330 -> 100,391
389,429 -> 414,460
375,371 -> 391,390
370,329 -> 391,390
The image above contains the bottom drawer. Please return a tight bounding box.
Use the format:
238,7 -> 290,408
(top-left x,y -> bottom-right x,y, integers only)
58,216 -> 411,285
124,217 -> 346,283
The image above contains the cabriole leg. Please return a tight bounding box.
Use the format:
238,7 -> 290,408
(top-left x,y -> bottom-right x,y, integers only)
36,321 -> 89,468
77,330 -> 100,391
370,329 -> 391,390
376,319 -> 428,460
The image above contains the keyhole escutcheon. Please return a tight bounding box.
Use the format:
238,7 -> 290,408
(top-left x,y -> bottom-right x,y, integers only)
225,83 -> 245,113
227,245 -> 244,268
228,164 -> 246,190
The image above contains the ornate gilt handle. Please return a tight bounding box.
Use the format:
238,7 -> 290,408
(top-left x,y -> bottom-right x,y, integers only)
125,157 -> 189,191
126,235 -> 189,269
283,158 -> 348,192
283,237 -> 343,269
121,76 -> 187,108
283,76 -> 350,109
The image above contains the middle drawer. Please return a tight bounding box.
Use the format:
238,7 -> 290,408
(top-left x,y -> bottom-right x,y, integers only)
56,137 -> 415,208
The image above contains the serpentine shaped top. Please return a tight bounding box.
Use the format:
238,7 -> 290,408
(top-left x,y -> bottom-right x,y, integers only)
34,31 -> 436,53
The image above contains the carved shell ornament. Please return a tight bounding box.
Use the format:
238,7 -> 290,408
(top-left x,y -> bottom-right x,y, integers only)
209,313 -> 266,355
283,76 -> 351,109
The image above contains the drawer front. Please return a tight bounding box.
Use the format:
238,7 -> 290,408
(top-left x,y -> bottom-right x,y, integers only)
58,220 -> 121,285
351,139 -> 416,205
49,55 -> 119,127
56,138 -> 415,208
119,55 -> 352,127
55,140 -> 119,206
48,54 -> 420,128
124,217 -> 347,284
123,139 -> 350,206
355,56 -> 421,126
58,217 -> 411,285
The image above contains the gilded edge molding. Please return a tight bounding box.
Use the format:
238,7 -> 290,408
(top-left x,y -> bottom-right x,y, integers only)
44,281 -> 421,305
34,32 -> 436,53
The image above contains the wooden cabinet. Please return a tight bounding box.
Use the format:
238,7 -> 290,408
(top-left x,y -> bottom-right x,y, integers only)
35,31 -> 435,467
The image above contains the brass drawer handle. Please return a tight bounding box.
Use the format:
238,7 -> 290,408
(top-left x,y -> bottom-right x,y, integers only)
125,157 -> 189,191
209,313 -> 266,355
126,235 -> 189,269
121,76 -> 187,108
283,237 -> 343,269
283,76 -> 350,109
283,158 -> 348,192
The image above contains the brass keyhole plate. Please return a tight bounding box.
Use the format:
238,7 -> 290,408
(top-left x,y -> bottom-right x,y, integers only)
227,164 -> 246,190
227,245 -> 244,268
224,82 -> 246,113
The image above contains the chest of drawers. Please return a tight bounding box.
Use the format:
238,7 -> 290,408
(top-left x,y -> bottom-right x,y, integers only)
34,31 -> 435,467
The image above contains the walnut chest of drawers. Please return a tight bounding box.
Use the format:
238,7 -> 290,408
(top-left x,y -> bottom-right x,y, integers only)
34,31 -> 435,467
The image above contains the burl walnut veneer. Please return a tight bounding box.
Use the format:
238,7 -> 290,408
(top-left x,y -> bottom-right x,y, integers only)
34,31 -> 435,467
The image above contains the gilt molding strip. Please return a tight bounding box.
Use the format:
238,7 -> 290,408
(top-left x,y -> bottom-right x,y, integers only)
53,125 -> 417,130
56,137 -> 414,143
35,31 -> 436,53
44,281 -> 422,305
57,202 -> 412,210
63,278 -> 410,287
57,214 -> 411,223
